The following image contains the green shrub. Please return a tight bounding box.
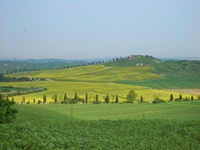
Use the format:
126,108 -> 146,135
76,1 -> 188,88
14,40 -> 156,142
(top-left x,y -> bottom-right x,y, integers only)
152,97 -> 165,104
126,90 -> 137,103
0,94 -> 18,124
174,98 -> 182,102
92,100 -> 101,104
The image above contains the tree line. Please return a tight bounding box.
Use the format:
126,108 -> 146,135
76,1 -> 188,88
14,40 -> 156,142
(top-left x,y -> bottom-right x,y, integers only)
12,90 -> 200,104
0,73 -> 31,82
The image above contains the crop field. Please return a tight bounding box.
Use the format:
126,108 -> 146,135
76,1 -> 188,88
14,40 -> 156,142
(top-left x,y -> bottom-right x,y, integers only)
0,81 -> 194,103
8,65 -> 160,82
1,102 -> 200,149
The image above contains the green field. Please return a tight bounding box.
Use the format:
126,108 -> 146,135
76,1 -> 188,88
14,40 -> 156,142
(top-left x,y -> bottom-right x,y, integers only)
116,75 -> 200,89
1,102 -> 200,149
15,101 -> 200,120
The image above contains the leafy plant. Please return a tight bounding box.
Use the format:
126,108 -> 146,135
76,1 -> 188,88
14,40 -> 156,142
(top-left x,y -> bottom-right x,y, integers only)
126,90 -> 137,103
0,94 -> 18,124
152,97 -> 165,104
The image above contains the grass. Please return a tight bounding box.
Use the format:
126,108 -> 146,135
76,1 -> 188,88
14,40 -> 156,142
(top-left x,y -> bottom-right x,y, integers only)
15,101 -> 200,120
1,102 -> 200,149
116,75 -> 200,89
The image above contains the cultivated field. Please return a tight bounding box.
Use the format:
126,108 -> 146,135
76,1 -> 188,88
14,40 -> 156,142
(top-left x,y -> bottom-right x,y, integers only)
1,102 -> 200,149
0,81 -> 194,103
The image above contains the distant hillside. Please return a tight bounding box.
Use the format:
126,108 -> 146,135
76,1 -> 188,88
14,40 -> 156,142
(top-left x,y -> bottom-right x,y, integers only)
105,55 -> 200,75
4,55 -> 200,89
0,60 -> 89,74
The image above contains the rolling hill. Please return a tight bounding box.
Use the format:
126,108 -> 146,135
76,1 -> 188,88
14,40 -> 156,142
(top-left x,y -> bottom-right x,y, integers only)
1,56 -> 200,103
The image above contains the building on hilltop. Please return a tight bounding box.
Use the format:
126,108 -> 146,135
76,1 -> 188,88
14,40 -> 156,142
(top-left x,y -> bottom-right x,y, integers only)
131,55 -> 141,59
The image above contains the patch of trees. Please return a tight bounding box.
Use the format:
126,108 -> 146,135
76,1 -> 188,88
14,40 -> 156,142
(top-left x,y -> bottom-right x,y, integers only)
0,94 -> 18,124
0,73 -> 30,82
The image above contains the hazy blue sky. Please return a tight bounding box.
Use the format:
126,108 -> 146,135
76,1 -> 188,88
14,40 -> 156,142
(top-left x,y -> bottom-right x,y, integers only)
0,0 -> 199,59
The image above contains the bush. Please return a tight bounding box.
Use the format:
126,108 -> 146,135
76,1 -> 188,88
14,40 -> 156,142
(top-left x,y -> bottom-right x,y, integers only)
152,98 -> 165,104
174,98 -> 182,102
0,95 -> 18,124
126,90 -> 137,103
92,100 -> 101,104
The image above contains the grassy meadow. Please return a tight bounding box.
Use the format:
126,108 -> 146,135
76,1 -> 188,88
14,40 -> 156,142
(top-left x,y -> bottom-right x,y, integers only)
1,102 -> 200,149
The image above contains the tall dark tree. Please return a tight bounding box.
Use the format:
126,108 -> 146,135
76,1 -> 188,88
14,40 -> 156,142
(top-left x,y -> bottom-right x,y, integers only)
43,95 -> 46,103
140,96 -> 143,103
179,94 -> 182,100
95,94 -> 98,101
86,93 -> 88,103
33,98 -> 36,103
115,95 -> 119,103
22,97 -> 25,103
105,94 -> 109,104
64,93 -> 67,102
170,94 -> 174,101
54,94 -> 58,103
191,95 -> 194,101
74,93 -> 78,100
73,92 -> 78,103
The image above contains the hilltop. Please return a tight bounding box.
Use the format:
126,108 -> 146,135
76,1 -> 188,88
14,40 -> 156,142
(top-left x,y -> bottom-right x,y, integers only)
105,55 -> 200,75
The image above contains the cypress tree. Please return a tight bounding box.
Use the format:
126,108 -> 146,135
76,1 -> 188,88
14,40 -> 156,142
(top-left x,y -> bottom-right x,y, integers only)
96,94 -> 99,102
115,95 -> 119,103
43,95 -> 46,103
86,93 -> 88,103
191,95 -> 194,101
170,94 -> 173,101
64,93 -> 67,102
179,94 -> 182,100
105,94 -> 109,104
140,96 -> 143,103
55,94 -> 57,103
22,97 -> 25,103
74,93 -> 78,103
74,93 -> 77,100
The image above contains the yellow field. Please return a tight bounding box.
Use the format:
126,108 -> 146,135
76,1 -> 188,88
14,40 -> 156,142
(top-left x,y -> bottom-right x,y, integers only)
8,65 -> 159,81
0,81 -> 193,103
2,64 -> 196,103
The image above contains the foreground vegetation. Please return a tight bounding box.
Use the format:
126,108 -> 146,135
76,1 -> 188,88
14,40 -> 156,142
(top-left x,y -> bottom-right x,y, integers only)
1,102 -> 200,149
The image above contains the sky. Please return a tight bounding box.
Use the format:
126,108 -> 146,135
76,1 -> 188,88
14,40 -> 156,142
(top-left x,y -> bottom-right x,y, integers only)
0,0 -> 199,59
